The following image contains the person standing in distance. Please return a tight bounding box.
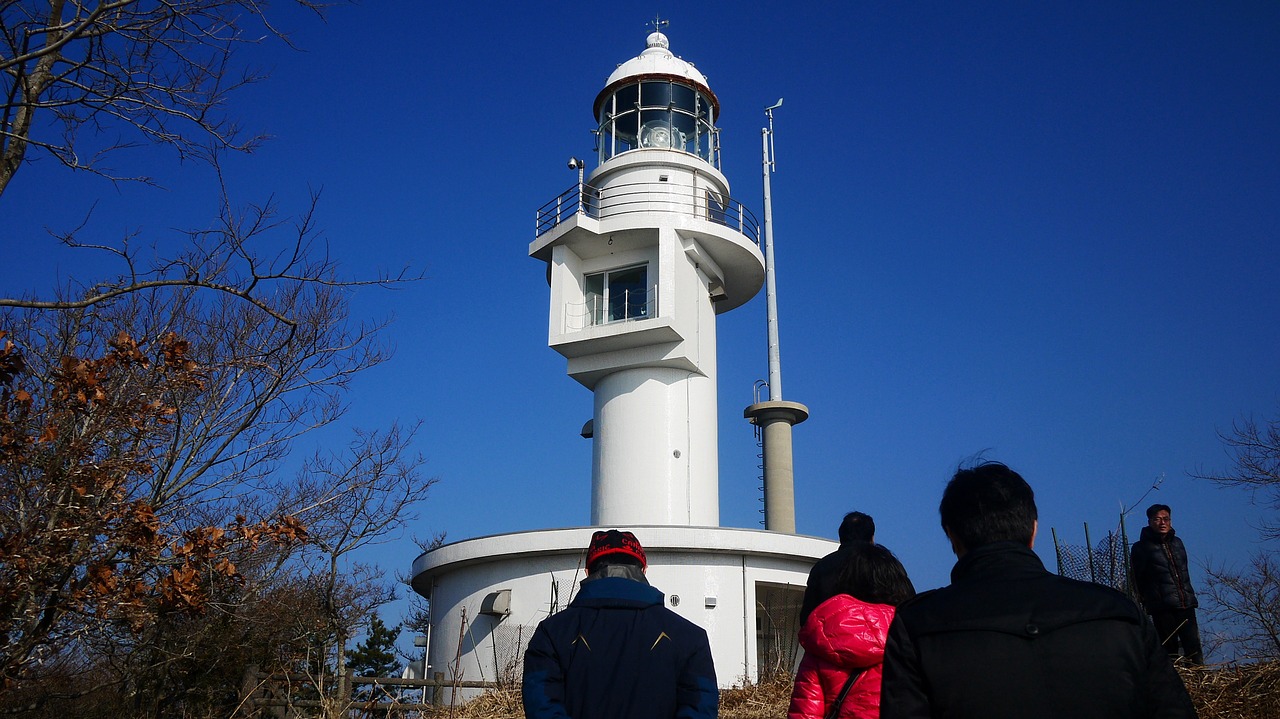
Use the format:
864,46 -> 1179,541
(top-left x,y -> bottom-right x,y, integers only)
881,462 -> 1196,719
522,530 -> 718,719
1131,504 -> 1203,665
800,511 -> 876,624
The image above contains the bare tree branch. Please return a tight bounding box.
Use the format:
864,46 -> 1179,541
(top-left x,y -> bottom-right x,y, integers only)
1192,412 -> 1280,540
0,0 -> 334,197
1202,553 -> 1280,662
1,177 -> 420,334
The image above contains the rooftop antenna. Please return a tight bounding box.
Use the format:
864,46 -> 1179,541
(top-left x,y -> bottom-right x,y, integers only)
648,15 -> 669,33
745,98 -> 808,533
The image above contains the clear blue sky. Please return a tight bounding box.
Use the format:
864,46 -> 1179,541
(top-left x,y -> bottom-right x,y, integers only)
3,2 -> 1278,659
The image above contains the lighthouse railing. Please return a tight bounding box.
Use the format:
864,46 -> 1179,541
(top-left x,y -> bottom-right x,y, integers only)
563,284 -> 660,331
535,181 -> 760,245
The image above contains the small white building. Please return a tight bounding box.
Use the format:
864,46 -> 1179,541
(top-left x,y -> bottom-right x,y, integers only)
410,30 -> 832,700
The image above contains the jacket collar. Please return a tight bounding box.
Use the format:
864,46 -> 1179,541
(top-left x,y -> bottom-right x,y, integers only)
950,541 -> 1046,585
572,576 -> 664,608
1139,526 -> 1176,543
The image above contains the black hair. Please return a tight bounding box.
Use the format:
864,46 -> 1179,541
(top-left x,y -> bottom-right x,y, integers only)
831,543 -> 915,607
1146,504 -> 1171,520
939,461 -> 1037,551
838,511 -> 876,544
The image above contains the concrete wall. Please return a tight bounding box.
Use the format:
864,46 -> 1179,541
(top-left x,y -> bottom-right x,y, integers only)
410,526 -> 836,703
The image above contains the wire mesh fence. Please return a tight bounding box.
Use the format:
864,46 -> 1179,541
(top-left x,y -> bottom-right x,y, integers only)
1051,520 -> 1140,602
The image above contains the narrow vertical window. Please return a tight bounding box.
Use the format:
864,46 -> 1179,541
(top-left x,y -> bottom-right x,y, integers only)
585,273 -> 605,326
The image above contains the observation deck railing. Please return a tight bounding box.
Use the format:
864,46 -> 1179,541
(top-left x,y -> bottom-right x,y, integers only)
563,286 -> 659,331
535,179 -> 761,245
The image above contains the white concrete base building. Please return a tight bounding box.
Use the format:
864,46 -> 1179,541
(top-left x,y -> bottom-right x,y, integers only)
410,30 -> 831,702
410,527 -> 831,697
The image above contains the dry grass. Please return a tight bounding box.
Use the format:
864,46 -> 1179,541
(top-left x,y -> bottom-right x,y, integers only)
1180,662 -> 1280,719
446,685 -> 524,718
718,673 -> 796,719
395,663 -> 1279,719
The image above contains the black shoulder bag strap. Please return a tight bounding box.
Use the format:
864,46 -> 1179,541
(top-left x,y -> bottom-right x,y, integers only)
823,665 -> 868,719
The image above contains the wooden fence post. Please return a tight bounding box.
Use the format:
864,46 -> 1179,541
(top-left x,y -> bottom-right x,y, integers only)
432,671 -> 445,707
341,668 -> 354,712
237,664 -> 260,716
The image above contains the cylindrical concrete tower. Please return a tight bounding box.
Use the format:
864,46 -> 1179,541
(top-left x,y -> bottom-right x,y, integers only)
530,31 -> 765,527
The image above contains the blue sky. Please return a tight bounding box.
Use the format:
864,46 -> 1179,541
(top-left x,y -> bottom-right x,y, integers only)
4,2 -> 1278,658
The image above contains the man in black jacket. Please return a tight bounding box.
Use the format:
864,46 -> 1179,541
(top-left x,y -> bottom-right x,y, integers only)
522,530 -> 718,719
881,462 -> 1195,719
799,511 -> 875,624
1131,504 -> 1203,664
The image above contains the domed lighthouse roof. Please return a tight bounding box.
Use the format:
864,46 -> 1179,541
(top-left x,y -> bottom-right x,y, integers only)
593,31 -> 720,120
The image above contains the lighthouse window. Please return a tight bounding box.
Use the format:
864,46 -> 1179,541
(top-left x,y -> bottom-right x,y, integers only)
597,80 -> 719,166
640,81 -> 673,106
585,265 -> 650,326
615,84 -> 639,111
610,85 -> 640,153
671,84 -> 695,111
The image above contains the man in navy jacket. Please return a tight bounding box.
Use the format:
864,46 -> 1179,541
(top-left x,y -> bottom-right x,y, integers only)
522,530 -> 718,719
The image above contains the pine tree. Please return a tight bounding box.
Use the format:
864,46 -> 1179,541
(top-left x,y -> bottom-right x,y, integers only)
345,614 -> 402,700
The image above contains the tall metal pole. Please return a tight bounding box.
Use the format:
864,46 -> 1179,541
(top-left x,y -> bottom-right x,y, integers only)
746,98 -> 808,533
761,99 -> 784,401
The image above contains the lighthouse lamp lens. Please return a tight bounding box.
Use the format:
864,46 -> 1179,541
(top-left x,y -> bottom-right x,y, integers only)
640,120 -> 683,149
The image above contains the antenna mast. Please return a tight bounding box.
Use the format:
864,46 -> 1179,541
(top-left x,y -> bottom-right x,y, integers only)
761,99 -> 784,400
745,98 -> 808,533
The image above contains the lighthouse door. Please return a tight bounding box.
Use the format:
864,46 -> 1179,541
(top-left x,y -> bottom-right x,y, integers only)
754,582 -> 804,681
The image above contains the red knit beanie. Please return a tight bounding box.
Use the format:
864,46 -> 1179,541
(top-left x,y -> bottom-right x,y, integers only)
586,530 -> 647,571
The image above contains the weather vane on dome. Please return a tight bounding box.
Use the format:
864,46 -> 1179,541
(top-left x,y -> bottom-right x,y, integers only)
649,15 -> 669,33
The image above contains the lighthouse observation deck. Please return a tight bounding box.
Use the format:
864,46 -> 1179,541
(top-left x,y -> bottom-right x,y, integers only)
535,177 -> 760,242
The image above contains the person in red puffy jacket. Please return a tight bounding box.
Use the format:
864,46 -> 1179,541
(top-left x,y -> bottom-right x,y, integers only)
789,544 -> 915,719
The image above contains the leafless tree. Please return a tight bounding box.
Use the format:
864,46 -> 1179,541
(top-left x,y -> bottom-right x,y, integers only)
1193,410 -> 1280,662
283,421 -> 438,683
1194,414 -> 1280,540
1201,553 -> 1280,662
0,191 -> 429,709
1,5 -> 436,710
0,0 -> 329,197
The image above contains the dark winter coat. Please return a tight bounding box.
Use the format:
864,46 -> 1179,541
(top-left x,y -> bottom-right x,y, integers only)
522,575 -> 718,719
1131,527 -> 1198,612
800,542 -> 872,624
789,594 -> 895,719
881,542 -> 1196,719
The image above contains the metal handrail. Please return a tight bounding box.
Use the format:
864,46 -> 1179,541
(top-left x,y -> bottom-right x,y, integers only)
563,285 -> 659,331
535,180 -> 761,244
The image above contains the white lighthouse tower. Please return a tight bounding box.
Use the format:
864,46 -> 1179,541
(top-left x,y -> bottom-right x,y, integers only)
531,29 -> 764,527
411,30 -> 834,700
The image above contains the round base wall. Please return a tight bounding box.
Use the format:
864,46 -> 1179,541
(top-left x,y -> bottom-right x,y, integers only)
410,526 -> 836,704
